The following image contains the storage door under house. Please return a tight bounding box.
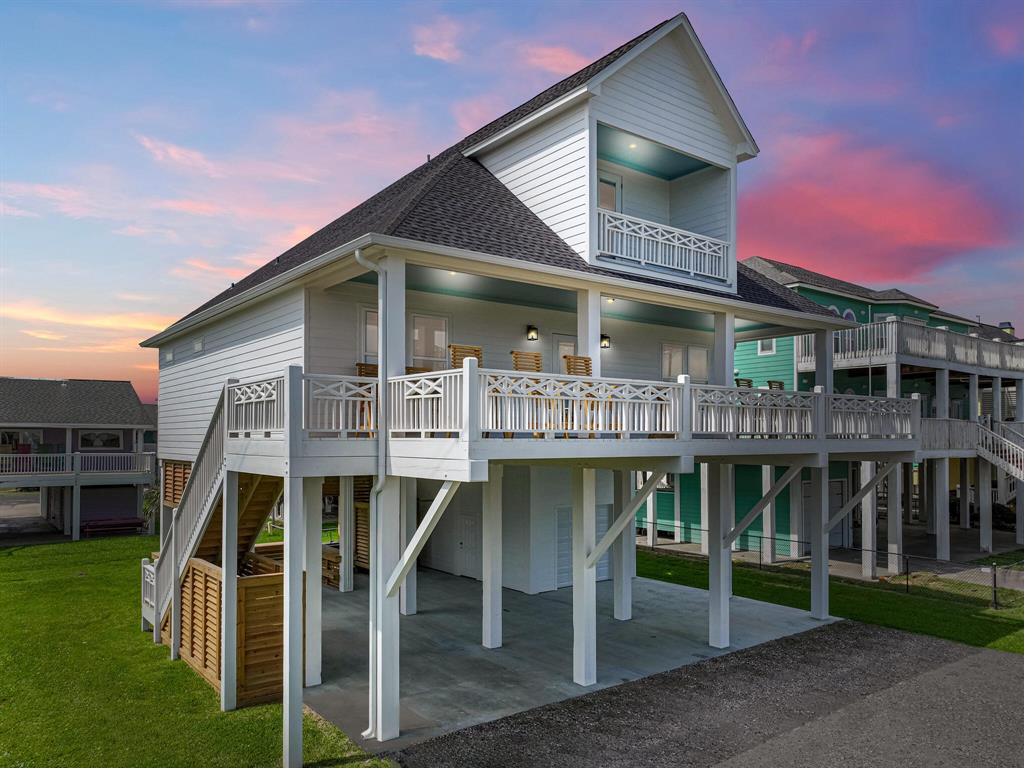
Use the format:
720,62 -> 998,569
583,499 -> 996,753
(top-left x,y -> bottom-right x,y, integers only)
456,513 -> 482,580
802,479 -> 849,548
555,504 -> 612,589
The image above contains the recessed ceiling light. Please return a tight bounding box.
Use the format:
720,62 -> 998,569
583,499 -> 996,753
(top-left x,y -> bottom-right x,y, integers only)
628,143 -> 637,149
448,271 -> 457,276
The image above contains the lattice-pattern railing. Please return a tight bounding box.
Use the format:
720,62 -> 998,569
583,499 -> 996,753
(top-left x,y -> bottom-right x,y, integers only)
388,369 -> 464,436
227,376 -> 285,437
480,370 -> 682,437
828,394 -> 917,439
977,423 -> 1024,481
690,385 -> 817,438
304,374 -> 377,436
597,209 -> 730,282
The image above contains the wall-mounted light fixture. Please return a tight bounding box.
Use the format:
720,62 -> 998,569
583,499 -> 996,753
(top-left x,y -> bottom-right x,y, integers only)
526,325 -> 539,342
600,334 -> 611,349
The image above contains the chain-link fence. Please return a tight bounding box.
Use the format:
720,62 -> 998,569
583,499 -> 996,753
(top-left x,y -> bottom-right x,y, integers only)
636,520 -> 1024,610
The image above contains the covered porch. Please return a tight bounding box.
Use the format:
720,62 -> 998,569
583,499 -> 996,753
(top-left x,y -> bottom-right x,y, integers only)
305,567 -> 828,751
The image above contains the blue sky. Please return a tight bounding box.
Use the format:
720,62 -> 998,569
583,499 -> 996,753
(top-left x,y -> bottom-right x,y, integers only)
1,0 -> 1021,400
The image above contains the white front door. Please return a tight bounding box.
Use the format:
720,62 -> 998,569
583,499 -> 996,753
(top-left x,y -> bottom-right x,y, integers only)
457,513 -> 481,579
551,334 -> 577,375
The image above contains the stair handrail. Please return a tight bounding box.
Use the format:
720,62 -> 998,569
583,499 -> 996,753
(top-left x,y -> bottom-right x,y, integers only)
976,421 -> 1024,481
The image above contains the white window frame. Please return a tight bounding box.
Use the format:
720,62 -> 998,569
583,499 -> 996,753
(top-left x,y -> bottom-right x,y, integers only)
661,342 -> 684,381
597,172 -> 622,213
842,309 -> 857,322
78,430 -> 123,451
359,305 -> 379,364
757,338 -> 776,356
409,312 -> 450,370
660,341 -> 709,384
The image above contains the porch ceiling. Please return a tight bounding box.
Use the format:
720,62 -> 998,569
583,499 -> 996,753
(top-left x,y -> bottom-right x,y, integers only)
597,123 -> 712,180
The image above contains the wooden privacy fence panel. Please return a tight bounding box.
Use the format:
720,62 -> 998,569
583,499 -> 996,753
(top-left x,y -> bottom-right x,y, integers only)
162,460 -> 192,507
178,558 -> 221,692
236,573 -> 304,707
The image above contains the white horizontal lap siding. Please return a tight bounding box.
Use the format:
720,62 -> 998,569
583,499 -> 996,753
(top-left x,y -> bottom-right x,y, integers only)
480,104 -> 590,257
670,167 -> 730,240
306,288 -> 361,375
600,315 -> 713,380
157,289 -> 305,461
598,159 -> 670,224
592,36 -> 734,168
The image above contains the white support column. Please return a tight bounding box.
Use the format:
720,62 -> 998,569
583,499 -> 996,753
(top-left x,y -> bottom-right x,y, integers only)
673,474 -> 682,543
814,329 -> 834,394
860,462 -> 877,579
369,476 -> 401,742
338,476 -> 354,592
282,475 -> 304,767
968,374 -> 979,422
221,471 -> 239,711
923,460 -> 935,533
482,465 -> 503,649
936,368 -> 950,419
577,287 -> 602,377
712,312 -> 736,386
886,362 -> 901,399
62,485 -> 71,536
572,467 -> 597,686
809,466 -> 830,620
934,458 -> 950,561
959,458 -> 970,530
699,463 -> 710,555
760,465 -> 776,564
903,463 -> 913,524
887,464 -> 903,575
71,479 -> 81,542
399,477 -> 418,616
383,255 -> 407,376
611,469 -> 632,621
645,476 -> 657,547
992,377 -> 1003,423
1015,378 -> 1024,546
789,472 -> 805,557
979,459 -> 993,553
304,476 -> 324,687
707,463 -> 731,649
39,487 -> 47,523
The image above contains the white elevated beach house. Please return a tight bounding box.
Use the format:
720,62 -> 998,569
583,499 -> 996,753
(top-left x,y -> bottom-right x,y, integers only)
135,14 -> 960,764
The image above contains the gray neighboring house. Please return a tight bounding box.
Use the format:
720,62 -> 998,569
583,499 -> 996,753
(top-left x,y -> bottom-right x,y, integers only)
0,377 -> 157,539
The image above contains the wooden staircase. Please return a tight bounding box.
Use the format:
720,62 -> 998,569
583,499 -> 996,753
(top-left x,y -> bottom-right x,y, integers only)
195,474 -> 284,565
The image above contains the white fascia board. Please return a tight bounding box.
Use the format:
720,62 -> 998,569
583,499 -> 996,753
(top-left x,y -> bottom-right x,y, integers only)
1,422 -> 153,430
461,87 -> 591,157
139,233 -> 376,348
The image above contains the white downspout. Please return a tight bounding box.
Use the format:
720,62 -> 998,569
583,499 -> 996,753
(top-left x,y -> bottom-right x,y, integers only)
354,247 -> 387,740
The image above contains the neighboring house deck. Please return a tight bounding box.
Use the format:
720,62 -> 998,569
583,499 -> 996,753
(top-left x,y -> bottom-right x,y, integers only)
0,378 -> 156,539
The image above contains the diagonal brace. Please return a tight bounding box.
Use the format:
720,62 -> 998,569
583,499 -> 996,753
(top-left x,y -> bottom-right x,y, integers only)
827,461 -> 895,532
385,480 -> 461,597
724,462 -> 807,548
586,471 -> 665,569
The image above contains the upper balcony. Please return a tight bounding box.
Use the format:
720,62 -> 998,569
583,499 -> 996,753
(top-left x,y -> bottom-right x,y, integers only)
592,124 -> 735,291
0,451 -> 155,486
796,317 -> 1024,375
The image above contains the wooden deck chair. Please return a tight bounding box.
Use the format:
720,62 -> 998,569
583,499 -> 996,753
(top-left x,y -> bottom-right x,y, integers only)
509,350 -> 545,436
766,379 -> 786,390
735,377 -> 754,388
404,366 -> 432,374
355,362 -> 378,378
449,343 -> 483,370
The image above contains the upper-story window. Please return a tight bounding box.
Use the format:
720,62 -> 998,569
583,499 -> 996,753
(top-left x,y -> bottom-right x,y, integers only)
662,343 -> 709,383
411,313 -> 449,370
757,338 -> 776,356
598,174 -> 621,212
362,308 -> 378,364
842,309 -> 857,322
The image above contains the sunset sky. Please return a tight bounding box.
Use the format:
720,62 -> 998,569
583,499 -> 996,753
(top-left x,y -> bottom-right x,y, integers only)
2,0 -> 1022,402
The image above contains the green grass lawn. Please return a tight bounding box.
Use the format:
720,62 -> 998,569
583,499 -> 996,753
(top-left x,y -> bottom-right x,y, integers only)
255,524 -> 337,545
971,548 -> 1024,568
637,549 -> 1024,654
0,536 -> 389,768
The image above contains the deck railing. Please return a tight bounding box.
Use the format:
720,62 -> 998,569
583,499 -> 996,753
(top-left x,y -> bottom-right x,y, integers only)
304,374 -> 377,436
689,385 -> 816,438
172,394 -> 225,576
227,376 -> 285,437
0,451 -> 154,476
920,418 -> 978,452
388,368 -> 464,437
977,423 -> 1024,479
597,209 -> 730,283
828,394 -> 918,439
797,318 -> 1024,373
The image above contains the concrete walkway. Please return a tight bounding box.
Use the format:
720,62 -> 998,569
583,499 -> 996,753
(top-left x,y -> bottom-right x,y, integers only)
391,622 -> 1024,768
305,569 -> 828,751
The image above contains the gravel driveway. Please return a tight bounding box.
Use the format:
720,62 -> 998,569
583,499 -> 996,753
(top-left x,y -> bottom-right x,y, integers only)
390,621 -> 1024,768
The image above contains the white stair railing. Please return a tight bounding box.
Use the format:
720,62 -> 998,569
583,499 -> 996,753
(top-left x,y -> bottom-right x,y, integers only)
978,423 -> 1024,482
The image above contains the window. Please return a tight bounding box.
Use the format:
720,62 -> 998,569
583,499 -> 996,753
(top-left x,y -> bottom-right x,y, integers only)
1,430 -> 42,452
598,175 -> 621,212
842,309 -> 857,322
193,338 -> 204,353
411,313 -> 448,370
361,308 -> 378,364
163,349 -> 174,363
79,430 -> 122,450
827,305 -> 841,317
757,338 -> 776,356
661,343 -> 709,383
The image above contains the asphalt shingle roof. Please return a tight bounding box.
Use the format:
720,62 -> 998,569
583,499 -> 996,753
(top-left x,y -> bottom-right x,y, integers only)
0,378 -> 151,427
170,15 -> 831,331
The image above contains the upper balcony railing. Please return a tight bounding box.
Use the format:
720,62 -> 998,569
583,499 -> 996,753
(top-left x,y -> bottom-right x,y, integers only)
797,318 -> 1024,373
597,209 -> 730,284
0,451 -> 155,476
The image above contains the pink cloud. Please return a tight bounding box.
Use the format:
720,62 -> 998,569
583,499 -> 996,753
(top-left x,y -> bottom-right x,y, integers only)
520,44 -> 589,75
171,257 -> 250,281
451,93 -> 510,135
412,16 -> 465,63
135,133 -> 223,177
987,17 -> 1024,57
738,131 -> 1007,282
154,198 -> 224,216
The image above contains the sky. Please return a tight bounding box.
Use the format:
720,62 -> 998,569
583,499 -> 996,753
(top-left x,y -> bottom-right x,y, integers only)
1,0 -> 1022,403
